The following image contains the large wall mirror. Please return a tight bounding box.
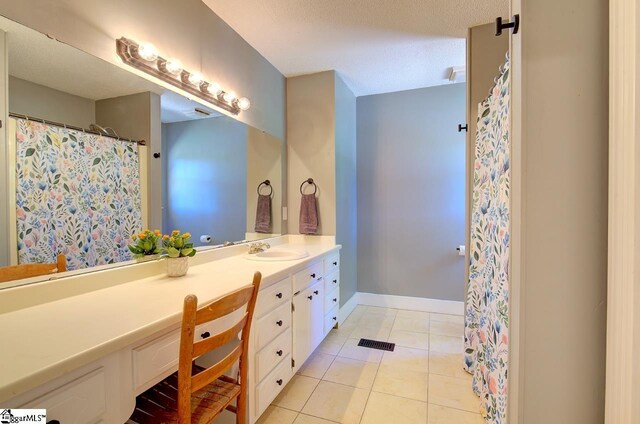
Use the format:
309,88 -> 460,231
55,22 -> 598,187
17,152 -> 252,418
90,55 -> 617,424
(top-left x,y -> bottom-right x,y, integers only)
0,15 -> 284,288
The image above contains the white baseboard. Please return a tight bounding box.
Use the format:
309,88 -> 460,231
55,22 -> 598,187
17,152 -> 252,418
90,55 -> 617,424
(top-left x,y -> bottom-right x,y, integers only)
339,292 -> 359,324
356,292 -> 464,316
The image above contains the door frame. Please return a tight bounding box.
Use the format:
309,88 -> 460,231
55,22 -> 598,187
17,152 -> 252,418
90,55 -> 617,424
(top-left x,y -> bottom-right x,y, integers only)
605,0 -> 640,422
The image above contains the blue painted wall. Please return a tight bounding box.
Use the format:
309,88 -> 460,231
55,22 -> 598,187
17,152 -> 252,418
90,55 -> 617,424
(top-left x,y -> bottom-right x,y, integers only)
357,83 -> 466,301
162,117 -> 247,246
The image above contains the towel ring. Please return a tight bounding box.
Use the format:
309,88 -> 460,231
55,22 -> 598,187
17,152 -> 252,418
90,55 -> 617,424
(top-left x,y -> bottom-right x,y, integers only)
257,180 -> 273,197
300,178 -> 317,195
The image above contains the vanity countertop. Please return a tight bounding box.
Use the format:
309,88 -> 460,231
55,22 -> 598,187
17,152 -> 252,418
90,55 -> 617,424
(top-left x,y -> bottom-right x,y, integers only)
0,237 -> 340,402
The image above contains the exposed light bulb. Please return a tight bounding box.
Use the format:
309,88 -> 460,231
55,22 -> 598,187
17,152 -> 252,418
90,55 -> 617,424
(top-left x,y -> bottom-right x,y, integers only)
137,42 -> 158,61
223,91 -> 237,103
164,58 -> 182,75
205,82 -> 222,96
188,72 -> 203,86
237,97 -> 251,111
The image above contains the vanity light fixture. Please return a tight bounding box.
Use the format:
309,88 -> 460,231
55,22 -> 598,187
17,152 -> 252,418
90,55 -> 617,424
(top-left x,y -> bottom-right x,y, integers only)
116,37 -> 251,115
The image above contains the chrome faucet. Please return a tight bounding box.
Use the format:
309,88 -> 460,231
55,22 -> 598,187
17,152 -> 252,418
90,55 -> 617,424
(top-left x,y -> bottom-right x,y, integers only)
248,242 -> 271,254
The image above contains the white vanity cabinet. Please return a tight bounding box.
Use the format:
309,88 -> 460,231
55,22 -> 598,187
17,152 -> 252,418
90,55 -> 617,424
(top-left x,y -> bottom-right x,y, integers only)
1,243 -> 340,424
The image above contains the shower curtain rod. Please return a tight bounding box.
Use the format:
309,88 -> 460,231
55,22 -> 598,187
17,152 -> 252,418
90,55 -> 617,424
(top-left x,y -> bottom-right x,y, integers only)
8,112 -> 146,146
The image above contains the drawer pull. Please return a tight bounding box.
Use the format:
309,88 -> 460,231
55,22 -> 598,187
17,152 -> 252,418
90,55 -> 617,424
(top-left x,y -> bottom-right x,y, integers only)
307,295 -> 313,300
333,298 -> 337,302
333,317 -> 337,321
333,261 -> 338,266
314,290 -> 319,295
276,292 -> 283,299
276,349 -> 283,356
333,279 -> 337,284
276,320 -> 283,327
201,331 -> 211,339
310,273 -> 316,278
276,379 -> 283,386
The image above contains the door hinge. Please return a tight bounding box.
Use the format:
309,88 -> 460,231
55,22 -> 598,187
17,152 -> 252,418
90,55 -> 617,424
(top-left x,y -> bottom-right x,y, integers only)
291,302 -> 295,312
291,358 -> 295,368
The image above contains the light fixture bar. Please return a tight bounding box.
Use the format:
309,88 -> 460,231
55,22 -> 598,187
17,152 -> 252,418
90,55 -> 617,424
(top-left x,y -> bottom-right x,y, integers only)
116,37 -> 250,115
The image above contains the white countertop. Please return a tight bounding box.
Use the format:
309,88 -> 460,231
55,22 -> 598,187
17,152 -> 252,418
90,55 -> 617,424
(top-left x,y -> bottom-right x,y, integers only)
0,238 -> 340,402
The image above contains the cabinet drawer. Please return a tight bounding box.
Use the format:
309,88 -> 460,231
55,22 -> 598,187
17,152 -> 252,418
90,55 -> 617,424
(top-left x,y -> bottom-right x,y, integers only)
324,306 -> 339,334
255,328 -> 291,384
255,301 -> 291,350
255,354 -> 292,418
324,253 -> 340,274
293,262 -> 323,293
257,277 -> 292,317
22,368 -> 106,423
324,286 -> 340,314
324,269 -> 340,293
133,330 -> 180,391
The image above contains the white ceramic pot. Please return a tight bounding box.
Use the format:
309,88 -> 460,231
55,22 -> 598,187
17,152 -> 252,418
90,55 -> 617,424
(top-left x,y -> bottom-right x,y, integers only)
167,256 -> 189,277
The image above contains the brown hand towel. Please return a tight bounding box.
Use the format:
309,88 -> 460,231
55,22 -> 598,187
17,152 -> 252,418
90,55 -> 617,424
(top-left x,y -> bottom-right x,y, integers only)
299,193 -> 318,234
254,194 -> 272,233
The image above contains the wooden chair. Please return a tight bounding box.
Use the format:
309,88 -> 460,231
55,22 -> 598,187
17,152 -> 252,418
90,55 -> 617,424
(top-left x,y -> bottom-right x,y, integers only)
130,271 -> 262,424
0,254 -> 66,283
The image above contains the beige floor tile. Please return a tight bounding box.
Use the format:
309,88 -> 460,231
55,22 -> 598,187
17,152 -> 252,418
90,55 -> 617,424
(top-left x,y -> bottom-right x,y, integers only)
350,323 -> 392,341
338,338 -> 384,363
365,306 -> 398,316
380,345 -> 429,372
272,375 -> 320,411
323,356 -> 379,389
430,334 -> 463,354
317,333 -> 349,356
427,404 -> 484,424
301,381 -> 369,424
360,392 -> 427,424
391,316 -> 430,333
430,313 -> 464,325
430,320 -> 464,337
372,364 -> 428,401
428,374 -> 480,413
297,352 -> 336,379
429,351 -> 472,380
396,310 -> 430,321
256,406 -> 299,424
388,329 -> 429,350
358,314 -> 396,329
293,414 -> 336,424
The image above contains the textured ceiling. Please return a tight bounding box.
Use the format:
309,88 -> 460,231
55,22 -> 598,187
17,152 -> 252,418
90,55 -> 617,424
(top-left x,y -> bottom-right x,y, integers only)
203,0 -> 508,96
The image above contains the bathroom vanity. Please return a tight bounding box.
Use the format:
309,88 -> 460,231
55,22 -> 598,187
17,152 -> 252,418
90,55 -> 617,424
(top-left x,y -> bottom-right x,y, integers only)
0,236 -> 341,424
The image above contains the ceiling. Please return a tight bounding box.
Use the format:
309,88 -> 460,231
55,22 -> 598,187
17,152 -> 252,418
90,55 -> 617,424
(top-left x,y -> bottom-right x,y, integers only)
203,0 -> 508,96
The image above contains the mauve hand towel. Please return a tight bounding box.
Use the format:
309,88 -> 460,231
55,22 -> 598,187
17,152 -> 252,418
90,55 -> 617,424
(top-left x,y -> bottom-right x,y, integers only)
299,193 -> 318,234
254,194 -> 271,233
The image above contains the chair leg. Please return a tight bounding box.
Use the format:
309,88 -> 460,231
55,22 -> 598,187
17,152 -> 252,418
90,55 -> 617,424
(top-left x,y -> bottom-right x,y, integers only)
236,393 -> 246,424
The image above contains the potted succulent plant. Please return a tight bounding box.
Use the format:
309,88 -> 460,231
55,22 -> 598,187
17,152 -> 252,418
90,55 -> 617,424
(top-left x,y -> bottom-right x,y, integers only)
128,229 -> 162,260
162,230 -> 197,277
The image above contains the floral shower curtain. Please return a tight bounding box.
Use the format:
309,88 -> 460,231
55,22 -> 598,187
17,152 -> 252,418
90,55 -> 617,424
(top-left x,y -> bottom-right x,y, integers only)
464,54 -> 510,423
15,119 -> 142,270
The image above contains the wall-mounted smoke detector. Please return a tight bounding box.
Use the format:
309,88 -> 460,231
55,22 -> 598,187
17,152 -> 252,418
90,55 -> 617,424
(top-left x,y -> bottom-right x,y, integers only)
448,66 -> 466,83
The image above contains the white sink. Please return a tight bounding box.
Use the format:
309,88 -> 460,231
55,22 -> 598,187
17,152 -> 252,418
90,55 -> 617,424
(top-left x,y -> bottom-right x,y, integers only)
244,248 -> 309,261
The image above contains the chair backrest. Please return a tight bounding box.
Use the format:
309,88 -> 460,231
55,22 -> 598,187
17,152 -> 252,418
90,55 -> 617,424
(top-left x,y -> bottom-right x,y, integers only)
177,271 -> 261,423
0,254 -> 66,283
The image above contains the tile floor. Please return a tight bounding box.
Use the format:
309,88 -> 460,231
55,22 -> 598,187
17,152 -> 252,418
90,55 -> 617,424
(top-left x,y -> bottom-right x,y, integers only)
258,305 -> 484,424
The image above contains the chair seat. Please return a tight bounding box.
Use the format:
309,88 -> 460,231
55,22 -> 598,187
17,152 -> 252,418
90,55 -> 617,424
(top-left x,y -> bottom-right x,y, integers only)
129,370 -> 241,424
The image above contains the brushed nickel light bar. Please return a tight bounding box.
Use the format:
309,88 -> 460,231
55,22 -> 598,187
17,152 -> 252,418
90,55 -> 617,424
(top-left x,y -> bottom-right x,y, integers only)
116,37 -> 251,115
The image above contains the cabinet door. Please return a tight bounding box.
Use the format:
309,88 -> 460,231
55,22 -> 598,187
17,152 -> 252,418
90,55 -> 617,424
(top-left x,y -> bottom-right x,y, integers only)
308,279 -> 325,353
292,279 -> 324,371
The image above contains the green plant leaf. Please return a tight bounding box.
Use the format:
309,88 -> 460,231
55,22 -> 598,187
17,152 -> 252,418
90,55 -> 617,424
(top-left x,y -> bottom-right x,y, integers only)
187,249 -> 197,257
167,247 -> 180,258
93,157 -> 101,165
25,148 -> 36,157
181,248 -> 193,257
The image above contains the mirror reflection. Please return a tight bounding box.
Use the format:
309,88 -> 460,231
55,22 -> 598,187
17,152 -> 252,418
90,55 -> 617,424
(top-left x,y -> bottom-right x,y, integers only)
0,16 -> 283,286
